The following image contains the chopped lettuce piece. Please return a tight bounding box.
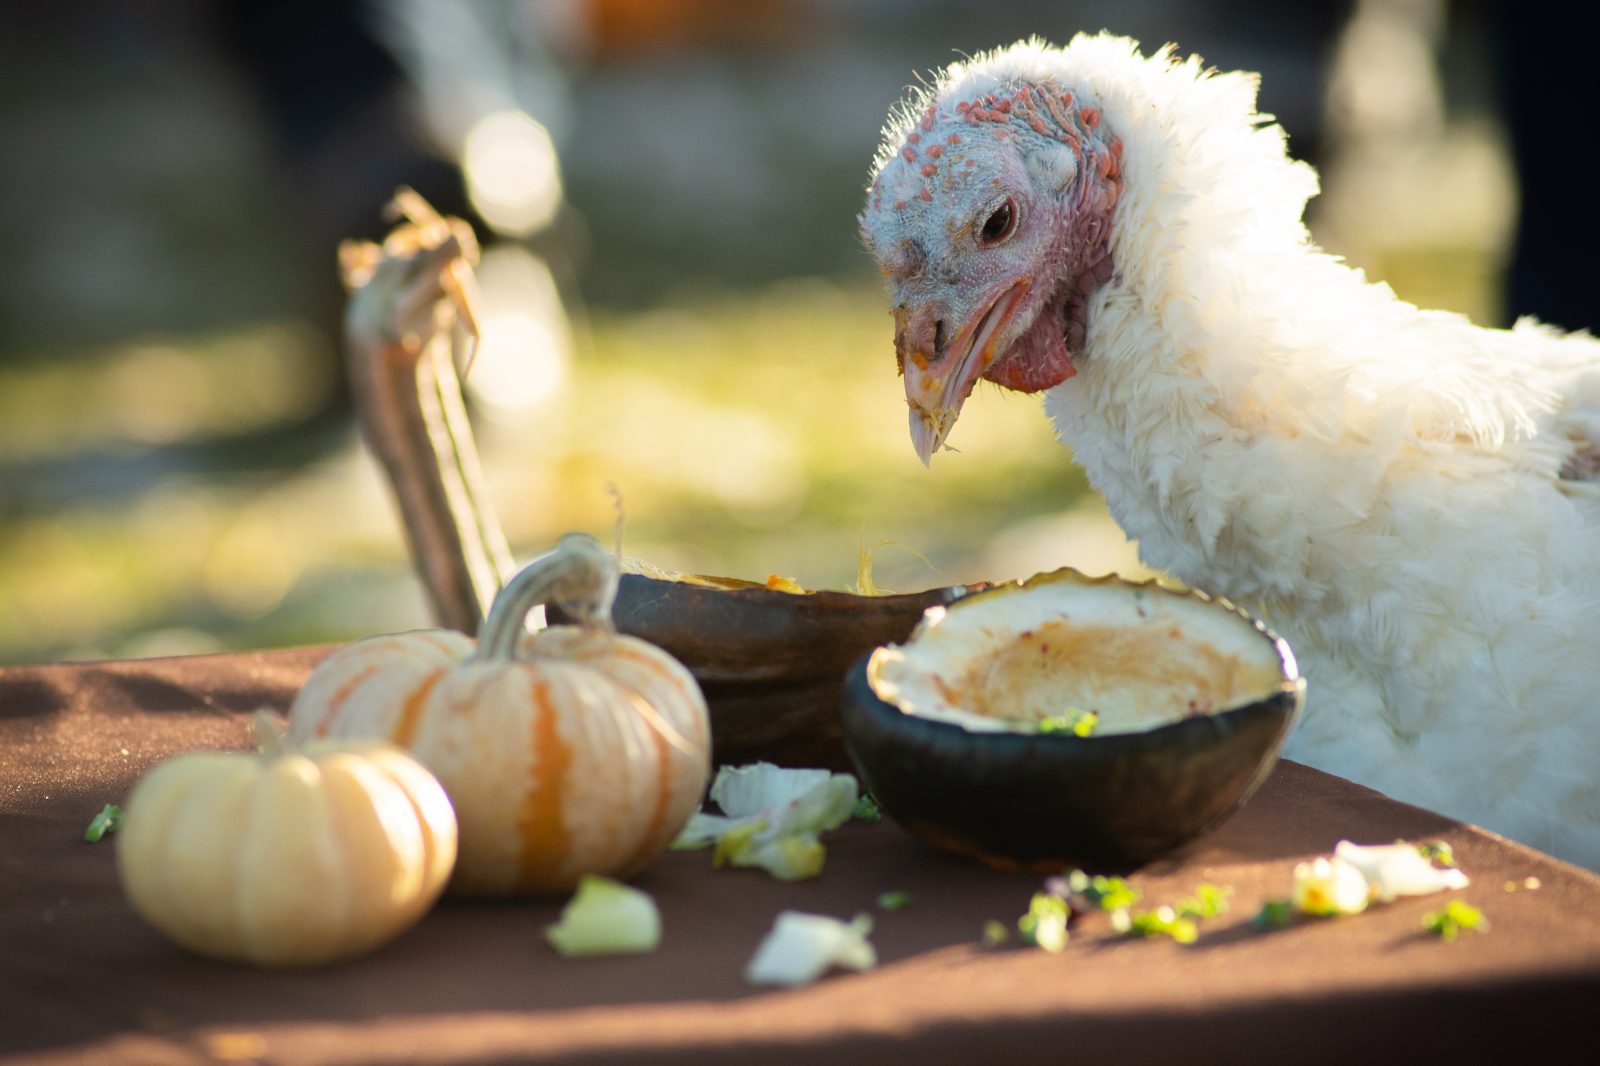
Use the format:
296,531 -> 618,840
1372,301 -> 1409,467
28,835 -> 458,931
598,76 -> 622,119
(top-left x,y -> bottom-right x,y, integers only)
1292,856 -> 1370,916
1334,840 -> 1468,902
981,919 -> 1011,948
1111,905 -> 1198,943
1415,839 -> 1457,868
1253,899 -> 1294,929
745,912 -> 876,986
1263,841 -> 1475,929
717,831 -> 826,881
1422,900 -> 1488,941
84,804 -> 124,843
852,793 -> 883,823
671,812 -> 735,851
1255,840 -> 1476,933
876,890 -> 912,911
1036,708 -> 1099,736
1105,880 -> 1230,942
1176,882 -> 1232,920
711,763 -> 858,833
710,820 -> 766,867
675,763 -> 857,845
672,763 -> 859,881
1044,869 -> 1140,915
1017,892 -> 1071,952
544,876 -> 662,957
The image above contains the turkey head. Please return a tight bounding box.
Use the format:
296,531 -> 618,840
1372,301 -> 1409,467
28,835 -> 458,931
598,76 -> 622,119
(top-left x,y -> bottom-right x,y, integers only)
859,80 -> 1123,464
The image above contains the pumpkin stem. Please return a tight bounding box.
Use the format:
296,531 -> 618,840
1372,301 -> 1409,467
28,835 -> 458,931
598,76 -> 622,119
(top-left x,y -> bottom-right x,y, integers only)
476,534 -> 619,661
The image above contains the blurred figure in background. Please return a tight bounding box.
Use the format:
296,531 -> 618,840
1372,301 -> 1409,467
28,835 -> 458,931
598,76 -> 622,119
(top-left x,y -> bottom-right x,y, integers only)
213,1 -> 470,353
215,0 -> 581,415
1493,1 -> 1600,332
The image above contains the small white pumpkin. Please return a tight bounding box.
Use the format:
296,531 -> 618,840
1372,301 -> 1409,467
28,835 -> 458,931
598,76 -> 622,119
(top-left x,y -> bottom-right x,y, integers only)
289,533 -> 712,896
117,713 -> 457,967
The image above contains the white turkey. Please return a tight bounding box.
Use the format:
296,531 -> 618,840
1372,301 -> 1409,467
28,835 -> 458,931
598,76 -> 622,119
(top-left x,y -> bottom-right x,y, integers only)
857,34 -> 1600,868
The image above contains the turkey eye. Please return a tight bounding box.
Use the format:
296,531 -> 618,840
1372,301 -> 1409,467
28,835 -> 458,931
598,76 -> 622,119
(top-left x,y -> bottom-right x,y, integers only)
980,200 -> 1016,244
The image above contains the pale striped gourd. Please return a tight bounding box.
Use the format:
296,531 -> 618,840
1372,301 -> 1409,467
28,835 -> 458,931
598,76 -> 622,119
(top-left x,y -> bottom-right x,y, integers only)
288,534 -> 712,896
117,714 -> 457,966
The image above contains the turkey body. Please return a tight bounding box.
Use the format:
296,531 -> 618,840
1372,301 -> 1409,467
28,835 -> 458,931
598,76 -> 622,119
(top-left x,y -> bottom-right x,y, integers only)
1051,247 -> 1600,867
860,35 -> 1600,868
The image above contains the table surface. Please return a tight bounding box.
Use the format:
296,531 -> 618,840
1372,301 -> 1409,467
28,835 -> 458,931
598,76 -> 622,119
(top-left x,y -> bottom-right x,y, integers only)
3,646 -> 1598,1065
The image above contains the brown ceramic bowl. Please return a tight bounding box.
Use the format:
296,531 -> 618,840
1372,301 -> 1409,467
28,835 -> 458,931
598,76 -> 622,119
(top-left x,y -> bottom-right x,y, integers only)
553,571 -> 985,768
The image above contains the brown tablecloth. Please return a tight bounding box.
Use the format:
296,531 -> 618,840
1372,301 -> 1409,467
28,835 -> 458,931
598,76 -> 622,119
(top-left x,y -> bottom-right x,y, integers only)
2,647 -> 1597,1064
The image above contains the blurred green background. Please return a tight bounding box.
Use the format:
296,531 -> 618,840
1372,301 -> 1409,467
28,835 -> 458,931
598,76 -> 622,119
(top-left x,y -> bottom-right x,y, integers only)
0,0 -> 1526,664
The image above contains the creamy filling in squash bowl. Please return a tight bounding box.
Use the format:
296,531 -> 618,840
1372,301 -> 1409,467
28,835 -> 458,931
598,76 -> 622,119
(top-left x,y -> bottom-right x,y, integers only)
842,569 -> 1304,870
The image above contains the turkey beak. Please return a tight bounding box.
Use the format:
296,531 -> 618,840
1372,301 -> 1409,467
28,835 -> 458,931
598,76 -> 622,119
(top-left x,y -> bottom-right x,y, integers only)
898,282 -> 1027,466
894,304 -> 946,466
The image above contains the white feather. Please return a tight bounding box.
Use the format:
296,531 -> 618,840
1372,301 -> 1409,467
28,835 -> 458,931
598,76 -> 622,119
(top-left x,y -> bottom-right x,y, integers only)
914,35 -> 1600,868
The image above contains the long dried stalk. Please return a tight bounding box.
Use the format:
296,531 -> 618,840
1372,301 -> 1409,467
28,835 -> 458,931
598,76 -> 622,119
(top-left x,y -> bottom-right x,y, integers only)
339,190 -> 514,633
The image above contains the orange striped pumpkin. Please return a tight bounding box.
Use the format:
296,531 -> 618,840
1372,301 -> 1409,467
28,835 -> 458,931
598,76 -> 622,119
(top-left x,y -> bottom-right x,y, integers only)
288,534 -> 711,897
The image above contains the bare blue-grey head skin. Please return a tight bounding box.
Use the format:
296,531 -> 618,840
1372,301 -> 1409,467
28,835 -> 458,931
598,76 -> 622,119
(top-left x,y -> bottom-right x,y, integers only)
859,74 -> 1124,464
